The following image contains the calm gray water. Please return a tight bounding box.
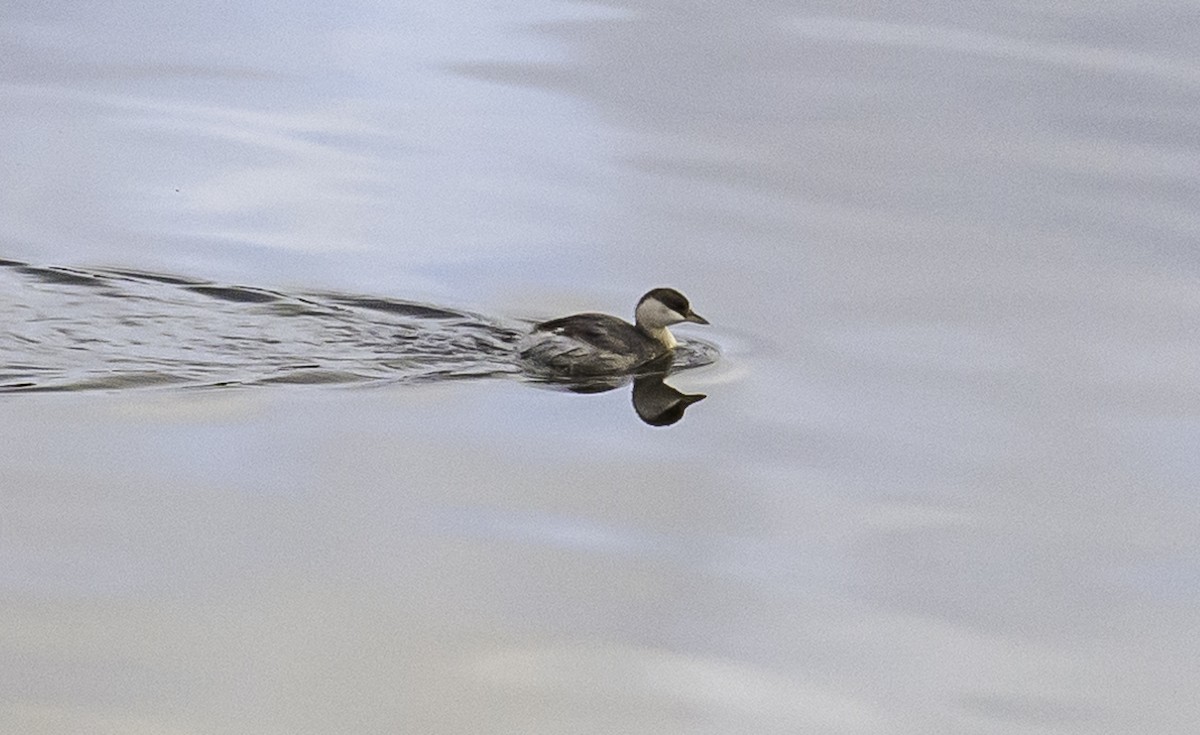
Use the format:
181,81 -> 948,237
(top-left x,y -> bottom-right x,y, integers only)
3,2 -> 1199,733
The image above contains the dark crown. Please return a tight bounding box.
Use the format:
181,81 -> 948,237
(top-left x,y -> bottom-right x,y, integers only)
640,287 -> 689,313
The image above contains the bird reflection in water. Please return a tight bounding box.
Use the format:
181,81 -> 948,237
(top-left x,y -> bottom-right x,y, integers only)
530,356 -> 708,427
632,373 -> 707,426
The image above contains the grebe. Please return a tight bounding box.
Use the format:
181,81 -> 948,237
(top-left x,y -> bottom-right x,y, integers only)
519,287 -> 709,376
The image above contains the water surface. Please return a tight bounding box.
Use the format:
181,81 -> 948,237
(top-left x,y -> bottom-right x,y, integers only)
2,1 -> 1199,733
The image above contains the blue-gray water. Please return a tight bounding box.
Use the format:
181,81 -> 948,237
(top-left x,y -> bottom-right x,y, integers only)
3,2 -> 1199,733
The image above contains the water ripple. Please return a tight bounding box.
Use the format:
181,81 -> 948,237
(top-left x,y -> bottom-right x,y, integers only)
0,260 -> 718,394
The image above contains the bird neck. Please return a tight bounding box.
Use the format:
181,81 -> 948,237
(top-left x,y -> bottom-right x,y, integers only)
638,324 -> 677,349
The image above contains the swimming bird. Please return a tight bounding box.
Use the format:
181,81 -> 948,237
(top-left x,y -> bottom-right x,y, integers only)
519,287 -> 709,376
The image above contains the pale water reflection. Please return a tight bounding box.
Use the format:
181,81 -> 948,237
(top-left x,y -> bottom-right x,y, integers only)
3,0 -> 1200,733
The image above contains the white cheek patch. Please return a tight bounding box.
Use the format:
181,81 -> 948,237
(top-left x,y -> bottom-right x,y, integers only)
637,299 -> 685,327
